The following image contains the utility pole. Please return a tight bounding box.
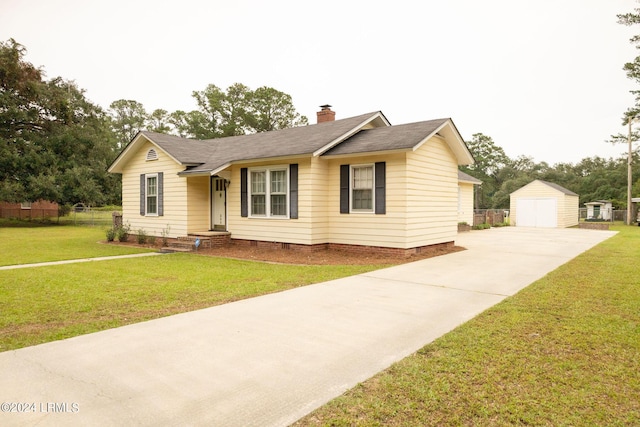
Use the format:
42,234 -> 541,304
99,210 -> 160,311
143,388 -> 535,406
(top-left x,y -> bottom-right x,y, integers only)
628,118 -> 636,225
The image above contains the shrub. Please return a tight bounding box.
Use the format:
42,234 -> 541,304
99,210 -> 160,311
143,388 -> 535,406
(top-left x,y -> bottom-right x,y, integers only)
116,222 -> 130,242
472,223 -> 491,230
136,228 -> 148,244
105,227 -> 116,242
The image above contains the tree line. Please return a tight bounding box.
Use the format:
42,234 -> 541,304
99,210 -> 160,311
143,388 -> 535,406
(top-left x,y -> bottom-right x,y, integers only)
460,133 -> 639,209
1,36 -> 639,210
0,39 -> 307,207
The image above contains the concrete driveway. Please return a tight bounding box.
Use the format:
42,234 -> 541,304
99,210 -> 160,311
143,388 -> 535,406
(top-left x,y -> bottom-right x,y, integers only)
0,227 -> 616,426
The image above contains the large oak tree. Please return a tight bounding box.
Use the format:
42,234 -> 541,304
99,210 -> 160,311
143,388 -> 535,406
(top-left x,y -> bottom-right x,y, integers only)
0,39 -> 120,206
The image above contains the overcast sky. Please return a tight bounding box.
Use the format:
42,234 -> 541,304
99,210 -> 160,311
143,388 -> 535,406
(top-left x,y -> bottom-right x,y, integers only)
1,0 -> 638,165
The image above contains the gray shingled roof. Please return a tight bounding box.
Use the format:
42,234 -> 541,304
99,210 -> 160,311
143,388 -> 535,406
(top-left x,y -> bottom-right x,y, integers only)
322,119 -> 449,156
538,180 -> 578,196
112,111 -> 474,175
137,132 -> 221,165
144,112 -> 382,174
458,170 -> 482,184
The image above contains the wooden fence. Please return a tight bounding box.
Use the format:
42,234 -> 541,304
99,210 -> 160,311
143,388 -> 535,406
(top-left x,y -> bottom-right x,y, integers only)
473,209 -> 507,226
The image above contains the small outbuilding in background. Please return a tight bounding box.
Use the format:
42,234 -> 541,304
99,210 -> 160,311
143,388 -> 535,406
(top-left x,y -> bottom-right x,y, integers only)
509,180 -> 579,228
632,197 -> 640,225
584,200 -> 612,221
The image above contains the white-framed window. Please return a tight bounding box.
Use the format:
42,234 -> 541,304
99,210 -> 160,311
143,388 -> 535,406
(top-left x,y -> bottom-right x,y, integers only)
351,164 -> 374,212
248,166 -> 289,218
146,174 -> 158,215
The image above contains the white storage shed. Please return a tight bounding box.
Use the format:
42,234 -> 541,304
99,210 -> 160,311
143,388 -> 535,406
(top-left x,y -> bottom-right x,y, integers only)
509,180 -> 579,228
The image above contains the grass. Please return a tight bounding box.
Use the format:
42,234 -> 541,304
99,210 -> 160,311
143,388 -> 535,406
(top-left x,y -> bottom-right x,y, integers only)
294,224 -> 640,426
0,226 -> 386,351
0,222 -> 152,266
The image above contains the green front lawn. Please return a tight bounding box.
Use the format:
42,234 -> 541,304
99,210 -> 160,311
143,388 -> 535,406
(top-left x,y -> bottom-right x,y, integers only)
0,222 -> 152,266
0,253 -> 383,352
294,225 -> 640,426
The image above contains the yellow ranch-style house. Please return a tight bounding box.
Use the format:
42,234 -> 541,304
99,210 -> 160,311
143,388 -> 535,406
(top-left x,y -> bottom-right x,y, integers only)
108,106 -> 476,255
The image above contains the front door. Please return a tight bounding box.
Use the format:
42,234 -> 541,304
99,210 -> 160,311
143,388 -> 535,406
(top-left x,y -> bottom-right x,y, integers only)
211,177 -> 227,230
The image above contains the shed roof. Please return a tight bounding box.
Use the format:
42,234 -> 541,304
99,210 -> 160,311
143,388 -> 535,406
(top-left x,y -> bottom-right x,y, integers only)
511,179 -> 578,197
538,180 -> 578,196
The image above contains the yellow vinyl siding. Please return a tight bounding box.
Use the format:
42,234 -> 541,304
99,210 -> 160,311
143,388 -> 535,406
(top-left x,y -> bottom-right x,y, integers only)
186,176 -> 210,233
307,157 -> 331,244
563,196 -> 579,227
227,158 -> 315,245
120,133 -> 464,246
458,182 -> 475,224
120,140 -> 188,237
327,154 -> 408,248
405,136 -> 458,247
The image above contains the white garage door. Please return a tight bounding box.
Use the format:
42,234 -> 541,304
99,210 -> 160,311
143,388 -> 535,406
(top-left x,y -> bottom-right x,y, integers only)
516,198 -> 557,227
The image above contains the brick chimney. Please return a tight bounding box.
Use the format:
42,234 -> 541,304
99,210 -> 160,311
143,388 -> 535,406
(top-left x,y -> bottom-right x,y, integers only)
316,104 -> 336,123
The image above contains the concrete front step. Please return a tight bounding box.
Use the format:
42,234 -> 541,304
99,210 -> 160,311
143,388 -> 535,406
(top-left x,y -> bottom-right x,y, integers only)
188,232 -> 231,248
167,236 -> 213,252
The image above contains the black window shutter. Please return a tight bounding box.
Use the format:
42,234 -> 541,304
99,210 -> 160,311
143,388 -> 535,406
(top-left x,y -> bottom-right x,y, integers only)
157,172 -> 164,216
375,162 -> 386,214
340,164 -> 349,214
240,168 -> 248,217
289,164 -> 298,219
140,174 -> 146,216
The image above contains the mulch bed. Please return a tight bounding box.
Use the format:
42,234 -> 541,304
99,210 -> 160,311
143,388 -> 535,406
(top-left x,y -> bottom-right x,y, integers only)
110,240 -> 464,265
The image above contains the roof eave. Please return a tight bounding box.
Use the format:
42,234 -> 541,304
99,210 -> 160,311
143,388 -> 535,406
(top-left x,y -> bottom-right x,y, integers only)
321,148 -> 411,159
108,132 -> 190,173
177,169 -> 214,177
178,153 -> 314,177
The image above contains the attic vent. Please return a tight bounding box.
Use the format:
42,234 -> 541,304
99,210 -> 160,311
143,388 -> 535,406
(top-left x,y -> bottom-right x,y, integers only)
146,148 -> 158,161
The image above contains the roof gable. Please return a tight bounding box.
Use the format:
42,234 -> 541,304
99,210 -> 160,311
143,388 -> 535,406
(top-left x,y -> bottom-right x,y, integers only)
108,132 -> 200,173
